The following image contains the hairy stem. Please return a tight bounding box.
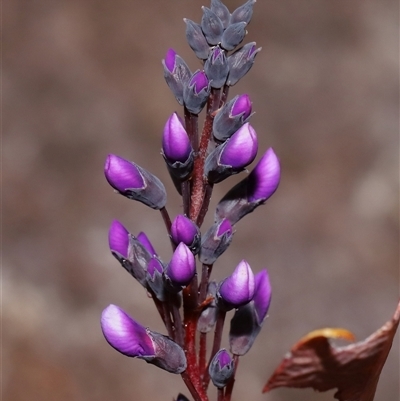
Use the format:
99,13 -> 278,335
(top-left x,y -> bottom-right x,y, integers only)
189,88 -> 220,224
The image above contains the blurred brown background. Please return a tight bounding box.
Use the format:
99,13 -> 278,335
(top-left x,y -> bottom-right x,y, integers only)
4,0 -> 399,400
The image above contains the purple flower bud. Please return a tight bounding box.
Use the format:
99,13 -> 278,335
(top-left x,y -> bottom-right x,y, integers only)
211,0 -> 231,29
162,113 -> 192,163
247,147 -> 280,202
164,48 -> 177,73
227,42 -> 261,86
171,215 -> 201,254
191,70 -> 209,94
105,154 -> 144,191
253,269 -> 272,323
101,304 -> 155,358
201,7 -> 224,46
209,349 -> 234,388
108,220 -> 129,259
221,22 -> 247,51
165,242 -> 196,287
231,94 -> 252,119
230,0 -> 256,25
105,154 -> 167,210
218,260 -> 255,310
199,219 -> 234,265
184,19 -> 210,60
213,94 -> 253,142
183,70 -> 211,114
215,148 -> 280,225
205,123 -> 258,184
204,46 -> 229,89
108,221 -> 150,287
229,270 -> 271,356
162,49 -> 192,105
101,305 -> 187,374
219,123 -> 258,167
137,232 -> 157,256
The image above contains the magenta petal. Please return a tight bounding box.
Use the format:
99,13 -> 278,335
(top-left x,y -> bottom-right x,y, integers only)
219,260 -> 255,306
216,218 -> 232,237
164,48 -> 177,73
101,305 -> 155,357
219,123 -> 258,168
247,148 -> 280,202
171,215 -> 199,246
253,269 -> 272,323
108,220 -> 129,258
104,154 -> 144,192
190,70 -> 209,93
162,113 -> 191,163
167,242 -> 196,286
137,232 -> 157,256
231,94 -> 252,119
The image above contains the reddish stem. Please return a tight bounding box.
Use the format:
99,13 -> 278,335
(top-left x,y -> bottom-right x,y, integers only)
189,89 -> 220,224
183,277 -> 209,401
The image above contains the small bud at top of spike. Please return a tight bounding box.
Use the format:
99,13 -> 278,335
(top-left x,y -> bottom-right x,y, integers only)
230,0 -> 256,25
184,19 -> 210,60
211,0 -> 231,28
201,7 -> 224,45
221,21 -> 247,51
204,46 -> 229,89
227,42 -> 261,86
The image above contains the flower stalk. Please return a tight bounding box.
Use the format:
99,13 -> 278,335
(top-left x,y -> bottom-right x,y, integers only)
100,1 -> 281,400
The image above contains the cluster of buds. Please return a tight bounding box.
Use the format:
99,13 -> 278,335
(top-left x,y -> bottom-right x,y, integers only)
101,1 -> 280,400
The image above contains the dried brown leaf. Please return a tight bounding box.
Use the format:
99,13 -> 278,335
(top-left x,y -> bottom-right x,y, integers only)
263,300 -> 400,401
